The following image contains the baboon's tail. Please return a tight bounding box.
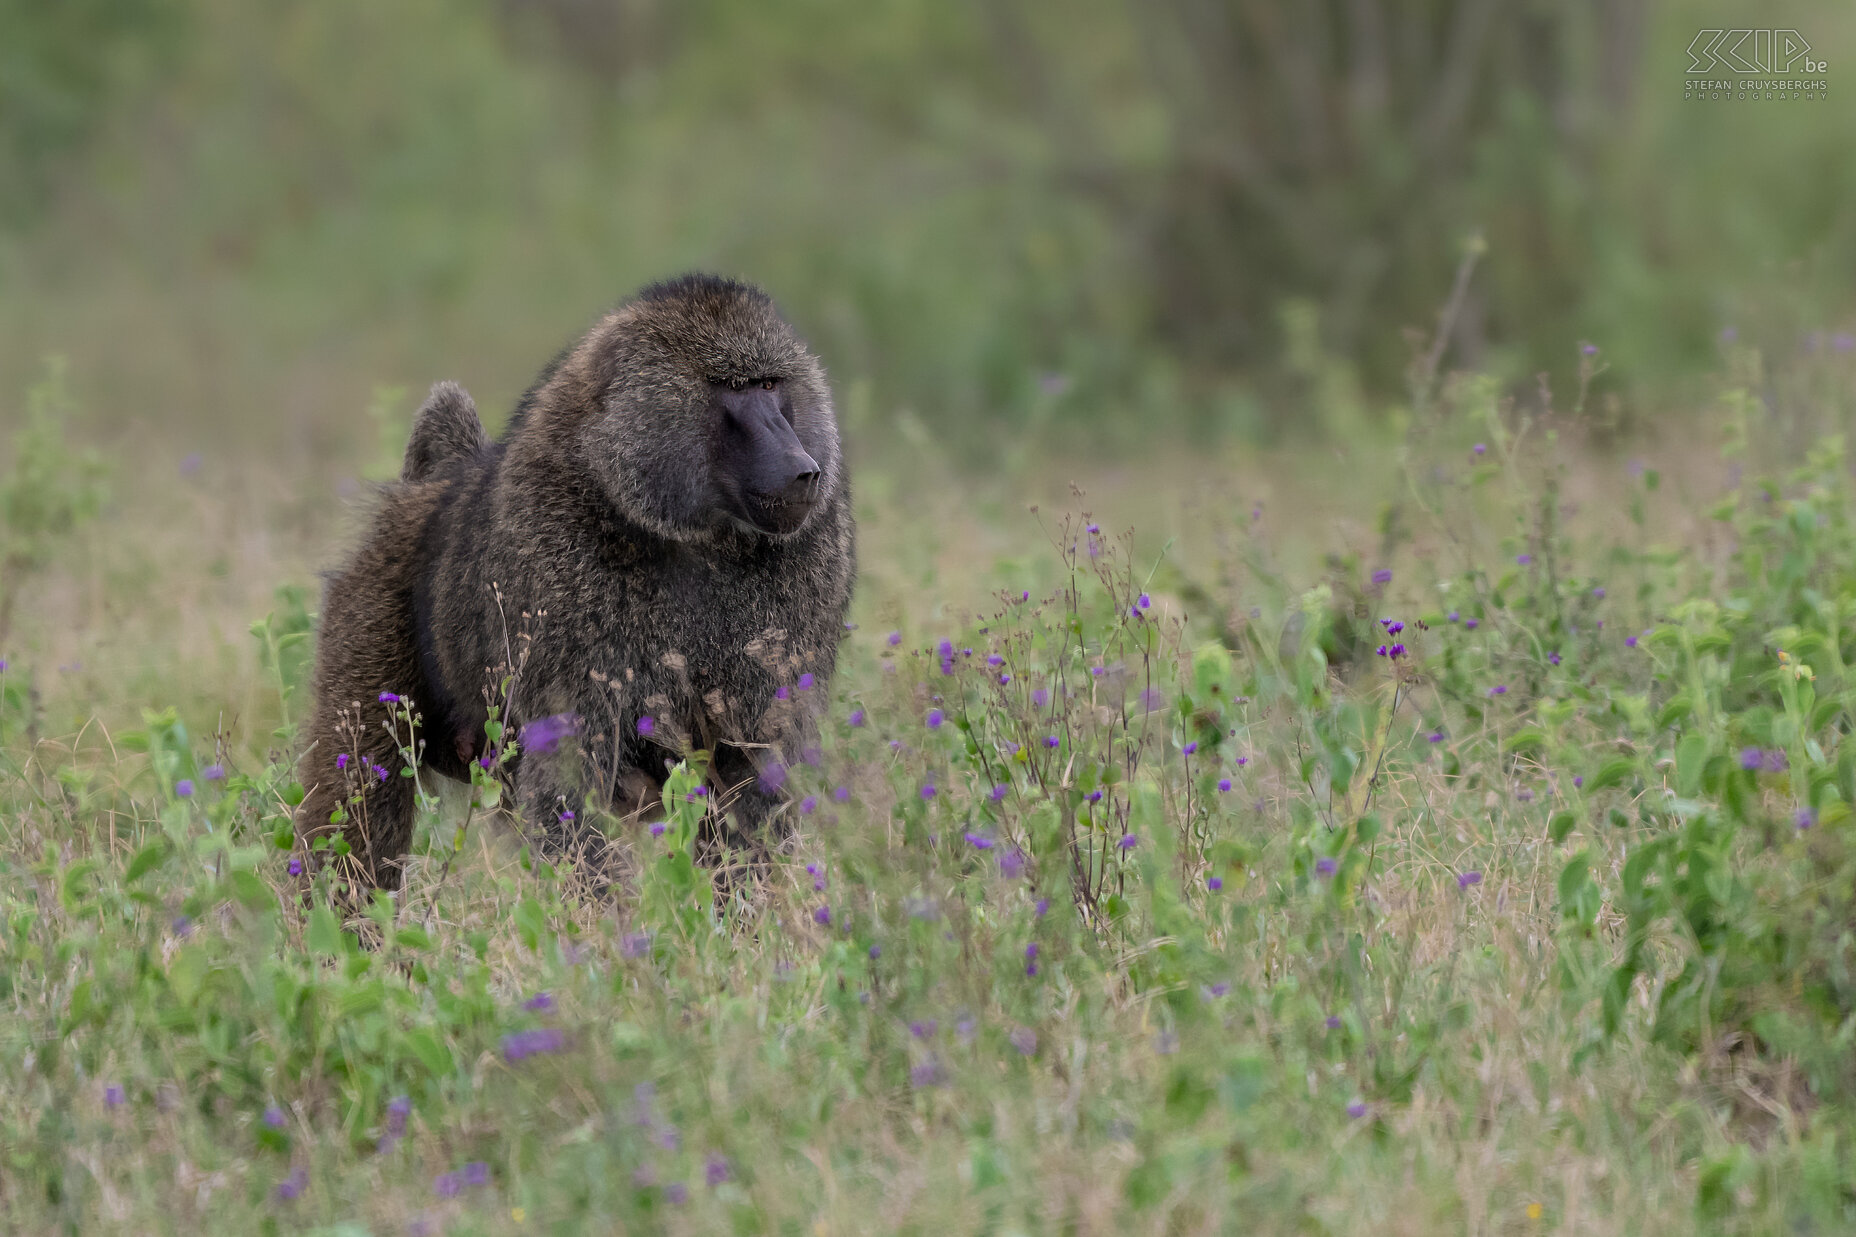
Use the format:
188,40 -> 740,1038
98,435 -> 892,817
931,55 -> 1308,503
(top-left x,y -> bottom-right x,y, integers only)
401,381 -> 490,483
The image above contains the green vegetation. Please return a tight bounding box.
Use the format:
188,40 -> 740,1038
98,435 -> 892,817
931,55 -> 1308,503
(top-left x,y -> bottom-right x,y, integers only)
5,2 -> 1856,1232
7,333 -> 1856,1232
1,1 -> 1851,454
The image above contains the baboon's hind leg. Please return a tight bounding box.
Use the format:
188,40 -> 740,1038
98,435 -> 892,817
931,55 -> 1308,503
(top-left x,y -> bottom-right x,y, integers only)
293,520 -> 430,904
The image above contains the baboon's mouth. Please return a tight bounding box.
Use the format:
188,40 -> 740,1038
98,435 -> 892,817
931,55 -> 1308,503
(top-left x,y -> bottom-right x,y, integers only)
749,492 -> 815,534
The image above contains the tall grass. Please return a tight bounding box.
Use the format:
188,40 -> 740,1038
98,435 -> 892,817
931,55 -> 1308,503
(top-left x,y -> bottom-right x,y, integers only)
5,336 -> 1856,1233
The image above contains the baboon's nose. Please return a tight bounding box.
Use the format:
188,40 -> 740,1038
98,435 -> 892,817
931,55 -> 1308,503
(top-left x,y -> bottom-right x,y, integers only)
781,451 -> 820,498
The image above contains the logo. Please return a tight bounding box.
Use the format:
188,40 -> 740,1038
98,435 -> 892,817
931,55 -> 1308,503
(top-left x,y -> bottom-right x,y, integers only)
1687,30 -> 1822,75
1684,29 -> 1827,100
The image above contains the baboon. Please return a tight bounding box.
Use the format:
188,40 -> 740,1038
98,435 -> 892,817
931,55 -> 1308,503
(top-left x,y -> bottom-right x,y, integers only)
294,275 -> 854,899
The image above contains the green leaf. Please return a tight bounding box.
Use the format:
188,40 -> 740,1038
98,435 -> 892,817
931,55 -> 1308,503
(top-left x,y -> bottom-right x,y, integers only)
402,1027 -> 453,1077
124,840 -> 171,884
1674,734 -> 1707,798
307,906 -> 344,956
1587,757 -> 1636,792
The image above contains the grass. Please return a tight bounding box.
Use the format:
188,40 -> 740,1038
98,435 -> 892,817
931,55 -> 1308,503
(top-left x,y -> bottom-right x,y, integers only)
5,341 -> 1856,1236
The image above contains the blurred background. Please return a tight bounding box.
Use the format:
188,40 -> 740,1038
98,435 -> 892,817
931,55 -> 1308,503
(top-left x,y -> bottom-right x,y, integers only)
0,0 -> 1852,716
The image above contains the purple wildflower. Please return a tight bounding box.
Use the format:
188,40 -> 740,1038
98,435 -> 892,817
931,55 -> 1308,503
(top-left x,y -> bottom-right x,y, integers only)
1517,554 -> 1532,565
704,1154 -> 731,1187
1488,684 -> 1507,696
501,1027 -> 568,1062
1582,342 -> 1599,356
1372,569 -> 1392,585
1182,740 -> 1198,756
522,992 -> 555,1013
637,715 -> 656,736
848,708 -> 866,727
1207,876 -> 1222,892
1624,634 -> 1637,648
834,785 -> 851,802
1203,982 -> 1230,998
462,1161 -> 490,1188
1427,731 -> 1444,743
990,783 -> 1009,803
1573,776 -> 1584,788
1217,778 -> 1232,792
336,753 -> 350,770
650,822 -> 666,837
1465,618 -> 1479,630
938,639 -> 954,659
434,1172 -> 462,1199
519,712 -> 579,754
104,1084 -> 125,1108
1325,1015 -> 1341,1030
1517,788 -> 1534,803
1315,858 -> 1337,877
964,832 -> 994,850
1592,586 -> 1606,599
1795,806 -> 1818,830
1457,871 -> 1483,889
274,1167 -> 308,1202
775,685 -> 790,700
379,692 -> 400,704
263,1105 -> 288,1130
800,794 -> 818,815
172,915 -> 192,937
910,1019 -> 938,1039
1000,848 -> 1025,879
797,672 -> 815,691
813,905 -> 832,927
1117,834 -> 1138,851
887,630 -> 902,647
869,944 -> 881,959
287,857 -> 303,877
175,779 -> 194,798
927,708 -> 944,729
921,782 -> 937,800
1549,651 -> 1561,666
1035,898 -> 1050,916
759,762 -> 787,793
910,1060 -> 945,1088
1740,747 -> 1764,771
621,932 -> 652,959
1044,735 -> 1060,748
1347,1101 -> 1368,1119
1139,593 -> 1151,609
203,763 -> 226,781
1473,443 -> 1487,455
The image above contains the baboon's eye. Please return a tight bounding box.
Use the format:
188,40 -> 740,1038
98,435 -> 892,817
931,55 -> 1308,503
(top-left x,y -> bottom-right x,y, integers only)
760,377 -> 778,391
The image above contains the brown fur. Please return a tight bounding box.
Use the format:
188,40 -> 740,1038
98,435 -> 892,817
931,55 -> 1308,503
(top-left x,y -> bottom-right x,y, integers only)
295,275 -> 854,900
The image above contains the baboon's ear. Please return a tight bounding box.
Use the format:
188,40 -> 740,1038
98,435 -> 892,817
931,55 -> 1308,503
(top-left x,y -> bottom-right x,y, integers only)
402,381 -> 489,483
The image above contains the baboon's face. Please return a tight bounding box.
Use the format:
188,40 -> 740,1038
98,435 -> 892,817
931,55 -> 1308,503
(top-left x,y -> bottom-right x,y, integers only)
709,375 -> 821,536
577,283 -> 841,543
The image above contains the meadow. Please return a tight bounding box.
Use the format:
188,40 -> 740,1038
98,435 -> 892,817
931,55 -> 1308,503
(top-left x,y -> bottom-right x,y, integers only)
6,327 -> 1856,1236
6,2 -> 1856,1232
